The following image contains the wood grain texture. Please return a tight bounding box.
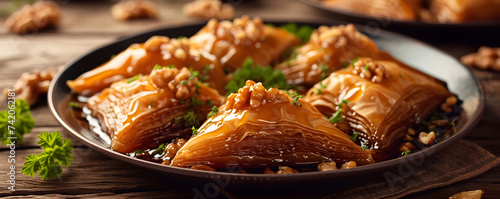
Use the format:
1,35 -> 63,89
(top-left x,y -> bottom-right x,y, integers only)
0,0 -> 499,198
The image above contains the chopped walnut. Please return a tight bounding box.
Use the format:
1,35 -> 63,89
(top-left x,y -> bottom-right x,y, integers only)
351,57 -> 389,83
403,134 -> 414,142
224,80 -> 293,111
191,164 -> 216,172
183,0 -> 234,20
161,138 -> 187,165
149,67 -> 198,101
111,0 -> 158,21
3,67 -> 59,106
340,161 -> 357,169
407,128 -> 417,136
5,1 -> 61,34
440,95 -> 458,112
203,16 -> 265,46
418,131 -> 436,145
310,24 -> 370,49
276,166 -> 298,174
399,142 -> 415,152
461,46 -> 500,71
317,161 -> 337,171
449,190 -> 484,199
263,168 -> 276,174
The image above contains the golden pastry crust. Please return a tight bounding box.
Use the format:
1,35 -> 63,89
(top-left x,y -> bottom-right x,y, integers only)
5,1 -> 61,34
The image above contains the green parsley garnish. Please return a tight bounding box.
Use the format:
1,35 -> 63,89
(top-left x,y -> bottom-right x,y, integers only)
363,64 -> 369,71
0,99 -> 34,145
69,101 -> 79,108
183,109 -> 200,127
127,75 -> 140,83
401,150 -> 411,156
351,57 -> 360,68
328,109 -> 343,123
174,117 -> 179,124
338,99 -> 349,108
286,90 -> 304,107
153,143 -> 165,155
279,23 -> 315,43
190,97 -> 203,107
207,106 -> 219,118
21,131 -> 73,180
320,64 -> 329,80
399,73 -> 403,78
342,61 -> 350,68
177,36 -> 186,40
153,64 -> 163,70
349,131 -> 359,142
361,145 -> 369,150
225,58 -> 290,95
316,82 -> 327,95
191,126 -> 198,135
286,50 -> 298,66
149,101 -> 154,108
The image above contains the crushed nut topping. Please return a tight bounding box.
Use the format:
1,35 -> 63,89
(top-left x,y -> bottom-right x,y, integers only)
190,164 -> 216,172
317,161 -> 337,171
162,138 -> 187,165
440,95 -> 458,112
3,67 -> 59,106
224,80 -> 293,111
5,1 -> 61,34
183,0 -> 234,20
407,128 -> 417,136
351,57 -> 389,83
203,16 -> 265,46
111,0 -> 158,21
149,67 -> 198,100
418,131 -> 436,145
310,24 -> 370,49
449,190 -> 484,199
340,161 -> 357,169
399,142 -> 415,152
276,166 -> 298,174
461,46 -> 500,71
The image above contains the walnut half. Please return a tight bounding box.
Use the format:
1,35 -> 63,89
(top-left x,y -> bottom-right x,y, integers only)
111,0 -> 158,21
5,1 -> 61,34
3,67 -> 59,106
183,0 -> 234,20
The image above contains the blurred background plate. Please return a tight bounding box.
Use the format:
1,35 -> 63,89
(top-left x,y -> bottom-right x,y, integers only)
48,21 -> 484,194
300,0 -> 500,36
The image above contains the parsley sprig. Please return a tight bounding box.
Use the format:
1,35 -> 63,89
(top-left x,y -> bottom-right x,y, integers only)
225,58 -> 290,95
279,23 -> 315,43
207,106 -> 219,118
0,99 -> 34,145
327,100 -> 349,124
21,131 -> 73,180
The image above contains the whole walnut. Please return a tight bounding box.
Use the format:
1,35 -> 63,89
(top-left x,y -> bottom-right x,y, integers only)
5,1 -> 61,34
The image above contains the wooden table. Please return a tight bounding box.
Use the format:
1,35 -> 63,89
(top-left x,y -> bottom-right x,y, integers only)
1,0 -> 499,198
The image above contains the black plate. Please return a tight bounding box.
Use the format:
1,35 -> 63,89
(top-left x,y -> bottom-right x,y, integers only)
48,21 -> 484,193
300,0 -> 500,34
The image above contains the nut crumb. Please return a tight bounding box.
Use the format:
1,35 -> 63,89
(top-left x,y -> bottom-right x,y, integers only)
3,67 -> 59,106
111,0 -> 158,21
161,138 -> 187,165
449,190 -> 484,199
276,166 -> 298,174
317,161 -> 337,171
5,1 -> 61,34
263,168 -> 276,174
399,142 -> 415,152
418,131 -> 436,145
183,0 -> 234,20
340,161 -> 357,169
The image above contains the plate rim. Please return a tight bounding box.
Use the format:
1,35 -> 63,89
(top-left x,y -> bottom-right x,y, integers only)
48,21 -> 486,182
